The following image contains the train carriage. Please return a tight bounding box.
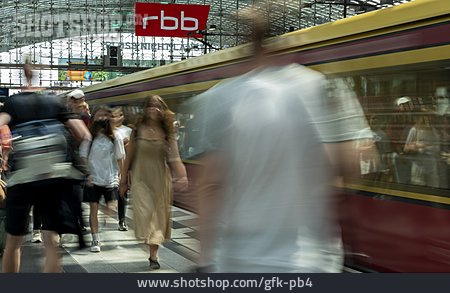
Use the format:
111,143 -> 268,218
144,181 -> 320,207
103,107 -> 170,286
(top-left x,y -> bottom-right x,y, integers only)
82,0 -> 450,272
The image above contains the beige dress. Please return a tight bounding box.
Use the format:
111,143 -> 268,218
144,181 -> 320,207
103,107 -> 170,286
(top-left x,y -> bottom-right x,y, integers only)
131,136 -> 180,245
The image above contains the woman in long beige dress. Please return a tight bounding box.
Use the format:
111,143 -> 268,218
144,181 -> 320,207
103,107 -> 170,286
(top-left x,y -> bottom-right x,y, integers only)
120,95 -> 188,270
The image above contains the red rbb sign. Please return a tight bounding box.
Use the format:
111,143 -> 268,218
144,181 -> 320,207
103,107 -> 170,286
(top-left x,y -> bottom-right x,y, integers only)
135,3 -> 210,38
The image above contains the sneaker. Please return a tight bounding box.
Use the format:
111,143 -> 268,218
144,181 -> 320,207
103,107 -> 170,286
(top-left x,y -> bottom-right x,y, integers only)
31,230 -> 42,243
90,240 -> 101,253
149,258 -> 160,270
118,221 -> 128,231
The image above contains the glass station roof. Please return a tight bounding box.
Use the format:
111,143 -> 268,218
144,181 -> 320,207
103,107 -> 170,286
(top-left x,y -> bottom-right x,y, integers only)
0,0 -> 412,52
0,0 -> 413,91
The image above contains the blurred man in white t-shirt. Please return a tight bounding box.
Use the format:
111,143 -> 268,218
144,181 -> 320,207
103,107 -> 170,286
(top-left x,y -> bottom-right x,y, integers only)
191,7 -> 372,273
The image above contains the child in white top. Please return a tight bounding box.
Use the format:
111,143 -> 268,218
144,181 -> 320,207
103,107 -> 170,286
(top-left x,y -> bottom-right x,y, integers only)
86,113 -> 125,253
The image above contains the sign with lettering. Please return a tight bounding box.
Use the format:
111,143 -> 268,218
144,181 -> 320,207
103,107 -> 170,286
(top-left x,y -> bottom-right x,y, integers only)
135,3 -> 210,38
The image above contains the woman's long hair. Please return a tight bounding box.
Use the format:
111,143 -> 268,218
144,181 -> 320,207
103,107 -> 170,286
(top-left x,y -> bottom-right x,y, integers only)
137,95 -> 176,142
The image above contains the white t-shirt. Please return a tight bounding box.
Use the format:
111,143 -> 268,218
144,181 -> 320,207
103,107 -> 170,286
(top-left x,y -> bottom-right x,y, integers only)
115,125 -> 132,142
190,64 -> 369,272
88,133 -> 125,188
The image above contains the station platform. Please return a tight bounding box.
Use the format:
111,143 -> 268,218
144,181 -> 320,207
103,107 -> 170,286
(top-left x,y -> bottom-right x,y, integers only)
0,203 -> 200,273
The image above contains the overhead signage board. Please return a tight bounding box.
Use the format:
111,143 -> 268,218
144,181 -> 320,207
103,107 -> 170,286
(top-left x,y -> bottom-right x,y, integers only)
135,3 -> 210,38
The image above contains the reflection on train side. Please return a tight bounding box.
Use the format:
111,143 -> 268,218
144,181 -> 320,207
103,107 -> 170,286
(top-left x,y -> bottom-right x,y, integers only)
176,66 -> 450,192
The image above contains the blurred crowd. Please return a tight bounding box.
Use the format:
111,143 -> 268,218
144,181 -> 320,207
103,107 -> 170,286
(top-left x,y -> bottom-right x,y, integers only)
0,4 -> 448,274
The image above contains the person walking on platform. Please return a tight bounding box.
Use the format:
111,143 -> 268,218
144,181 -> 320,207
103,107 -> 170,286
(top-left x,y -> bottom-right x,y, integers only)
66,89 -> 91,127
85,107 -> 125,253
0,124 -> 12,172
119,95 -> 188,270
0,63 -> 91,273
192,6 -> 372,273
111,107 -> 132,231
63,90 -> 92,234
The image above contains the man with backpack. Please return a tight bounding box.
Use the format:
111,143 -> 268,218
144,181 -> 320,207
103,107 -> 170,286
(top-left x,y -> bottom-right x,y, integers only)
0,65 -> 91,273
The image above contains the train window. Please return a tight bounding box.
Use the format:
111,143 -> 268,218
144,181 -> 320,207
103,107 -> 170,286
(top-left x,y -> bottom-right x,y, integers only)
341,65 -> 450,192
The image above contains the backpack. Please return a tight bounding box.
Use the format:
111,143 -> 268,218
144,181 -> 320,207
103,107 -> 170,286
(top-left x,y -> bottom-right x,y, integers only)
7,119 -> 84,187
